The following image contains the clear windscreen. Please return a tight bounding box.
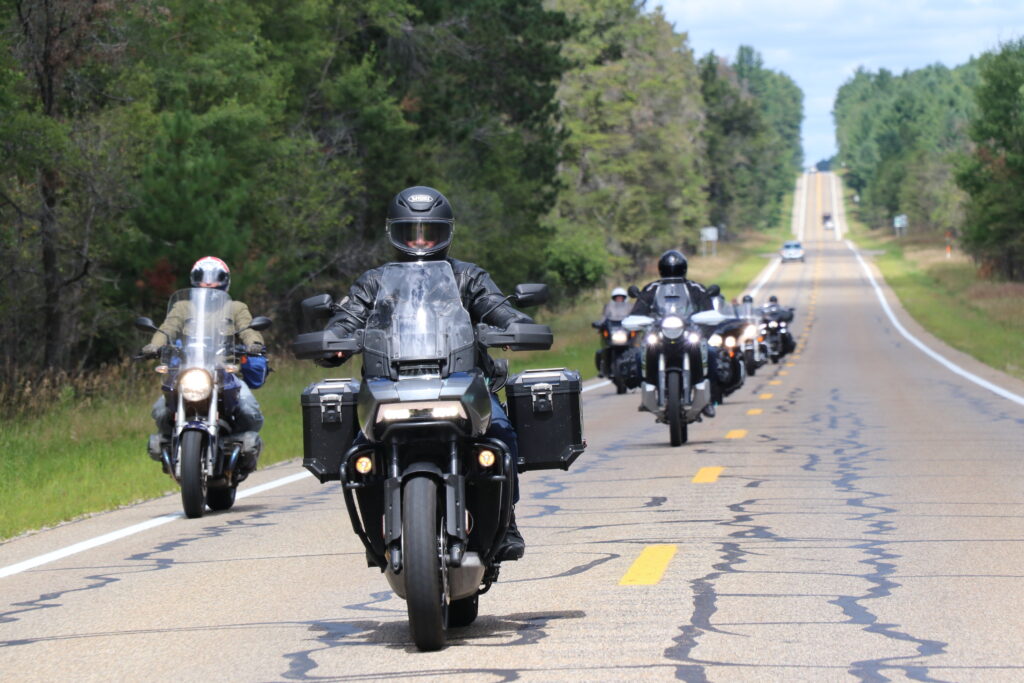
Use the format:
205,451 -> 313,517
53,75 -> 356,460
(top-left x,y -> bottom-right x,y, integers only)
363,261 -> 475,366
653,282 -> 697,319
165,288 -> 232,370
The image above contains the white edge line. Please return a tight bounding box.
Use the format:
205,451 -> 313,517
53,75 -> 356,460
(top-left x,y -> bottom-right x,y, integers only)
0,471 -> 313,578
847,239 -> 1024,407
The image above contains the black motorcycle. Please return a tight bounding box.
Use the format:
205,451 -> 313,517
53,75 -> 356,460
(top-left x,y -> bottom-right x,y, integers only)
623,283 -> 713,446
293,261 -> 584,651
758,304 -> 796,363
698,312 -> 748,400
134,288 -> 271,518
592,319 -> 641,394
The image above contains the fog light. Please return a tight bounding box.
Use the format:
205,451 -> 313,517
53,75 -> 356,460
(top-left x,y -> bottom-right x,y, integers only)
477,449 -> 496,468
354,456 -> 373,474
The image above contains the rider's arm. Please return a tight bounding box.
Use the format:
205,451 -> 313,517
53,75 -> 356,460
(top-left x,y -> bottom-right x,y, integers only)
233,302 -> 265,346
150,300 -> 188,347
464,265 -> 533,327
325,268 -> 380,335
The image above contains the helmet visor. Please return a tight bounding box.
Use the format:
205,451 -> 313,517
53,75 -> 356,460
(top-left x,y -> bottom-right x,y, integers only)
388,220 -> 453,256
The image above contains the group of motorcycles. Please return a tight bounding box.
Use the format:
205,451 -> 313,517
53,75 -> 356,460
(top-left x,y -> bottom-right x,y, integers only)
594,287 -> 796,446
130,271 -> 794,652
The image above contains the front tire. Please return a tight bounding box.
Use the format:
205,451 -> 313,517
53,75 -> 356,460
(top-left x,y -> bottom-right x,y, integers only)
667,373 -> 686,447
403,476 -> 447,651
179,430 -> 207,519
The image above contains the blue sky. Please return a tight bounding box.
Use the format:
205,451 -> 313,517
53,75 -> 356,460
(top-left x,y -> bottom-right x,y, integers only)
659,0 -> 1024,164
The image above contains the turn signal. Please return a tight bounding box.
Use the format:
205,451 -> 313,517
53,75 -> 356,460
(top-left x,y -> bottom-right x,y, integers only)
477,449 -> 496,468
354,456 -> 373,474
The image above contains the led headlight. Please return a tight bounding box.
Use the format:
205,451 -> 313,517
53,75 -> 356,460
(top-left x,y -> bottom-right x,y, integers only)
646,332 -> 659,346
769,321 -> 779,328
610,329 -> 629,345
179,368 -> 212,402
687,331 -> 701,344
725,336 -> 737,348
662,316 -> 684,340
708,333 -> 723,347
376,400 -> 468,423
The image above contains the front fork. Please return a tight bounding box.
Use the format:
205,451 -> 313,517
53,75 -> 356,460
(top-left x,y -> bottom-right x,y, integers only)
167,387 -> 221,483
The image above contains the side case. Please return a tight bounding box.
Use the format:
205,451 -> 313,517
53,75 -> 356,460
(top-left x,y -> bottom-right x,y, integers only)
505,368 -> 586,472
301,378 -> 359,483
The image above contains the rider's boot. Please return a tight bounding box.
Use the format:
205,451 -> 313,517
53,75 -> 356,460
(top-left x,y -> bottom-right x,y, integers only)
702,402 -> 716,418
147,433 -> 169,462
495,511 -> 525,562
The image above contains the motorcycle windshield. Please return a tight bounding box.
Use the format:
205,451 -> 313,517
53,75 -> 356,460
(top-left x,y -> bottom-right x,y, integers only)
363,261 -> 475,369
165,288 -> 232,371
653,282 -> 697,320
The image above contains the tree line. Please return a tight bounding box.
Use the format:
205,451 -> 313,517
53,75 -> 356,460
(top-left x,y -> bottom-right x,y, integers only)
833,39 -> 1024,280
0,0 -> 802,386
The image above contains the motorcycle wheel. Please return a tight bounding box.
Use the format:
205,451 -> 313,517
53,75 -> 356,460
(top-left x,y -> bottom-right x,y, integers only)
613,374 -> 627,394
448,594 -> 479,628
206,485 -> 237,511
744,350 -> 756,376
403,476 -> 447,651
179,430 -> 207,519
667,373 -> 686,447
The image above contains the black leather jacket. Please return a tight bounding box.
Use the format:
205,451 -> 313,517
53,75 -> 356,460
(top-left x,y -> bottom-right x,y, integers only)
323,258 -> 533,372
630,278 -> 713,317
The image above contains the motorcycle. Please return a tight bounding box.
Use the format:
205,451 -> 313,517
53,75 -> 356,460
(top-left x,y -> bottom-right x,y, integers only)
292,261 -> 584,651
734,300 -> 768,376
758,304 -> 796,363
134,288 -> 272,518
622,283 -> 714,447
592,318 -> 641,394
695,311 -> 748,400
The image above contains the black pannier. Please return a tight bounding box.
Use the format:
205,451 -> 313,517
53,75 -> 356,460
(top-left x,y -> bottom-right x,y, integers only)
505,368 -> 585,472
301,378 -> 360,483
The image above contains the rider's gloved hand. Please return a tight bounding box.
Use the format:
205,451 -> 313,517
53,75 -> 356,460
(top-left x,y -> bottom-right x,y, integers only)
315,351 -> 347,368
246,343 -> 266,355
142,343 -> 161,356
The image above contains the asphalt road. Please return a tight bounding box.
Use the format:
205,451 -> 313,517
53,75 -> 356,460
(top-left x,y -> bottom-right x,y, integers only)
2,172 -> 1024,682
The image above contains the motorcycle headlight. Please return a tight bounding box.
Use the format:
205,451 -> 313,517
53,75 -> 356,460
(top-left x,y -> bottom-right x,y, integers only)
376,400 -> 467,423
708,333 -> 723,347
179,368 -> 212,402
725,336 -> 737,348
741,324 -> 757,342
646,333 -> 660,346
662,316 -> 684,340
769,321 -> 779,328
610,329 -> 629,345
687,331 -> 701,344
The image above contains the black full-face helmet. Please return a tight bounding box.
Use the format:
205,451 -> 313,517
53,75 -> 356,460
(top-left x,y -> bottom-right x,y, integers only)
742,294 -> 753,303
386,186 -> 455,261
768,295 -> 778,304
658,249 -> 688,280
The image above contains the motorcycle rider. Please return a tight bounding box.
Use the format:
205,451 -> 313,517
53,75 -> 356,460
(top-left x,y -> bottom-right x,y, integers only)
319,186 -> 533,561
599,287 -> 633,325
142,256 -> 266,462
630,249 -> 719,417
761,294 -> 796,354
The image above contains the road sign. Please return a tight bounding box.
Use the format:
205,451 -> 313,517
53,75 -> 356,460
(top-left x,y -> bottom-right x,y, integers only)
700,227 -> 719,242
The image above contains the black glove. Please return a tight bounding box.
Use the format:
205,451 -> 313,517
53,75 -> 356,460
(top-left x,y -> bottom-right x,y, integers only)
315,351 -> 347,368
246,343 -> 266,355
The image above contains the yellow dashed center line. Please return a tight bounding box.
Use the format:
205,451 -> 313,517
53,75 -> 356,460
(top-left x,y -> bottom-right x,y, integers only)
760,393 -> 773,399
693,466 -> 724,483
746,408 -> 763,415
778,370 -> 788,376
725,429 -> 748,439
619,544 -> 678,585
769,380 -> 782,385
786,362 -> 795,367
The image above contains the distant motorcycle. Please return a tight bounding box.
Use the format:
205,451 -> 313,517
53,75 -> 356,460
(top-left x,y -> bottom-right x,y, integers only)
694,310 -> 748,400
134,288 -> 272,518
758,304 -> 796,363
592,319 -> 641,394
623,283 -> 714,446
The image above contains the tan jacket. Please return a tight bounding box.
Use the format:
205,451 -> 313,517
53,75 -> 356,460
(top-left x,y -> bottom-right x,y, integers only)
150,300 -> 264,347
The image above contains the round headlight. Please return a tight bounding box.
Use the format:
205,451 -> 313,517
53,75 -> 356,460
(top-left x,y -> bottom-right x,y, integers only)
708,333 -> 723,347
725,336 -> 737,347
769,321 -> 779,328
662,316 -> 684,339
646,332 -> 659,346
179,368 -> 212,402
687,332 -> 701,344
610,329 -> 629,345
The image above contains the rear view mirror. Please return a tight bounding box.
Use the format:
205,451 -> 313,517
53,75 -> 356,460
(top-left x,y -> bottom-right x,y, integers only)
301,293 -> 335,331
513,283 -> 548,308
627,285 -> 640,298
707,284 -> 721,297
621,315 -> 653,331
134,316 -> 158,333
248,316 -> 273,332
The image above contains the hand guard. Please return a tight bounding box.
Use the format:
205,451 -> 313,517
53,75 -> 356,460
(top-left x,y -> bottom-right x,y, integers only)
246,343 -> 266,356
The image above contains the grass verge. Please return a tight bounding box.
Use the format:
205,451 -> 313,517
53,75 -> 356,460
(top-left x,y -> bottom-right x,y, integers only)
0,195 -> 795,540
842,189 -> 1024,382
